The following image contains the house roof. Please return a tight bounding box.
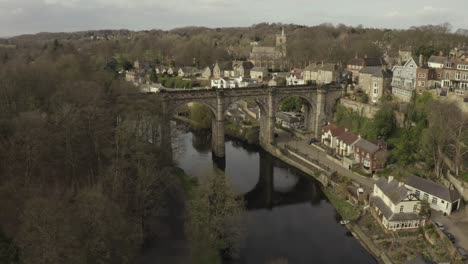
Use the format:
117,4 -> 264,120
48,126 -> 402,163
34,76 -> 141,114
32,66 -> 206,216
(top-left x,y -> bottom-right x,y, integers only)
359,66 -> 392,78
405,175 -> 461,203
251,66 -> 267,72
354,139 -> 380,154
370,196 -> 420,221
375,177 -> 410,204
322,124 -> 345,137
428,55 -> 448,64
276,112 -> 301,123
336,131 -> 360,145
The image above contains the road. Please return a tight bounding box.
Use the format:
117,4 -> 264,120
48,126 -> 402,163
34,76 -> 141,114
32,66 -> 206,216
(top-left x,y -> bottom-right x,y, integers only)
275,130 -> 375,189
432,208 -> 468,260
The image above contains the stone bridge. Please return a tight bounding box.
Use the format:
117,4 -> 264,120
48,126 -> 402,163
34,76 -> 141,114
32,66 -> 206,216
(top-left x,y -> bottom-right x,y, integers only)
159,84 -> 344,158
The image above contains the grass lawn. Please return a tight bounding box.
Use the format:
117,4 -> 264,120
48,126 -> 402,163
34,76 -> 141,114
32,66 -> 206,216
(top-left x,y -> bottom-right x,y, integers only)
323,189 -> 360,221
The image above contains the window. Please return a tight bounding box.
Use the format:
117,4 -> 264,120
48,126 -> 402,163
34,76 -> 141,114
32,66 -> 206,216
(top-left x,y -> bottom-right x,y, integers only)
456,72 -> 461,80
432,197 -> 438,205
373,82 -> 378,88
464,74 -> 468,81
415,190 -> 421,198
421,81 -> 425,87
374,88 -> 378,94
400,205 -> 404,212
423,193 -> 429,201
441,200 -> 445,204
413,204 -> 418,213
438,73 -> 442,78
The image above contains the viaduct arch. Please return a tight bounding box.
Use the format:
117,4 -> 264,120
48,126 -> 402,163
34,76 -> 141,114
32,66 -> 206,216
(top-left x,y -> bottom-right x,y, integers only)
159,84 -> 344,158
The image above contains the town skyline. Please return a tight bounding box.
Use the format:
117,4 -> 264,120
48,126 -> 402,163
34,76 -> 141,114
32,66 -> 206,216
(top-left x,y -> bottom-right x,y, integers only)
1,0 -> 468,37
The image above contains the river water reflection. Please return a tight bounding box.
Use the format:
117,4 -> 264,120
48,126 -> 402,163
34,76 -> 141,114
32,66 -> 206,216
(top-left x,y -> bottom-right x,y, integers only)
175,128 -> 376,264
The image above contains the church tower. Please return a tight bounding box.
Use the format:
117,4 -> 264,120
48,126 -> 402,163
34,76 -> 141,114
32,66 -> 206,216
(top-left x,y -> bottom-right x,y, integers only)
275,27 -> 287,58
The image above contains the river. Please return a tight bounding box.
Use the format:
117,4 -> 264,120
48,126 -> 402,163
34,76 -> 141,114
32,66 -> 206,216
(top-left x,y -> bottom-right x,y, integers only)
173,127 -> 376,264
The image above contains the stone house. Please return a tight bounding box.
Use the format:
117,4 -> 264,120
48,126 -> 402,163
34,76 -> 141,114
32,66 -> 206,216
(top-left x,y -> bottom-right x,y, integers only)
201,66 -> 212,79
391,57 -> 420,102
347,55 -> 386,83
321,123 -> 345,149
405,175 -> 461,215
353,139 -> 387,172
304,62 -> 342,84
335,130 -> 360,157
370,176 -> 425,231
212,62 -> 222,79
250,67 -> 269,80
358,66 -> 392,103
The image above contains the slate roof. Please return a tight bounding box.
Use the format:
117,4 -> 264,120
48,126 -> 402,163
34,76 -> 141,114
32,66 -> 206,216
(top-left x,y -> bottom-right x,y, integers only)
322,124 -> 345,137
406,175 -> 461,203
359,66 -> 393,78
336,131 -> 360,145
370,196 -> 420,221
427,55 -> 450,65
251,67 -> 267,72
354,139 -> 380,154
375,177 -> 410,204
276,112 -> 301,123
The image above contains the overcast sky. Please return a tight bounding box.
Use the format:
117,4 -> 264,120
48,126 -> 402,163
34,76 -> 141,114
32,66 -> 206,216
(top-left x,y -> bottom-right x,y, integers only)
1,0 -> 467,37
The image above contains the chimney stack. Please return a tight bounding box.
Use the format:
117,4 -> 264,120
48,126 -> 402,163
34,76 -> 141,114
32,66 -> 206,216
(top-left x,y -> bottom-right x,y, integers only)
419,54 -> 424,67
399,182 -> 404,187
388,176 -> 394,183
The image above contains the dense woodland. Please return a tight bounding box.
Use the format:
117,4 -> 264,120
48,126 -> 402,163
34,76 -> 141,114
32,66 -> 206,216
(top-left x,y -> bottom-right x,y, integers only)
0,22 -> 468,263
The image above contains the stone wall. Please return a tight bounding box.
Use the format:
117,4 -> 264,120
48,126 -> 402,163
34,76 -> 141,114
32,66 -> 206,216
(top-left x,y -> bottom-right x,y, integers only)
339,98 -> 380,118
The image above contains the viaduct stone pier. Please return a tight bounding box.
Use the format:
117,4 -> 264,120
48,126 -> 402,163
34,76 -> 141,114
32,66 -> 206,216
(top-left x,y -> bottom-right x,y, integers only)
158,84 -> 344,158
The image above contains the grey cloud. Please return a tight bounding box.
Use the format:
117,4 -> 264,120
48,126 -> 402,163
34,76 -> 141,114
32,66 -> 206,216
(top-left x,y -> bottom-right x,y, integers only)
1,0 -> 467,37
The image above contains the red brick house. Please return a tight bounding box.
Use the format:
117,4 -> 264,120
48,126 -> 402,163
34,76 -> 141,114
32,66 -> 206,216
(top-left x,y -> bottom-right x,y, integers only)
353,139 -> 387,173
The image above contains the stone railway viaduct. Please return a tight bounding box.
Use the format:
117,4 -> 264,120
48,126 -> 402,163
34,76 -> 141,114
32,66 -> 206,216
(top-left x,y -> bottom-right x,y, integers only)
158,84 -> 344,158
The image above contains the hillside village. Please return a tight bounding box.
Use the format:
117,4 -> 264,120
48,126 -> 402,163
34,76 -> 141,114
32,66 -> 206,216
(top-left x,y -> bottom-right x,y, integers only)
121,27 -> 468,263
1,22 -> 468,264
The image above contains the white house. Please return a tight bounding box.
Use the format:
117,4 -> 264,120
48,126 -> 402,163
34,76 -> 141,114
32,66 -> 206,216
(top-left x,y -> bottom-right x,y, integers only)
286,69 -> 306,86
427,55 -> 447,69
405,175 -> 461,216
391,57 -> 419,102
211,78 -> 238,89
335,130 -> 360,157
370,176 -> 425,231
321,124 -> 345,149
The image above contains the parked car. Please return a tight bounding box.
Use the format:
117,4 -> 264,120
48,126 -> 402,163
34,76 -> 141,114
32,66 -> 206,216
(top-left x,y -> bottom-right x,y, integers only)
434,222 -> 445,231
446,232 -> 456,243
457,247 -> 467,260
